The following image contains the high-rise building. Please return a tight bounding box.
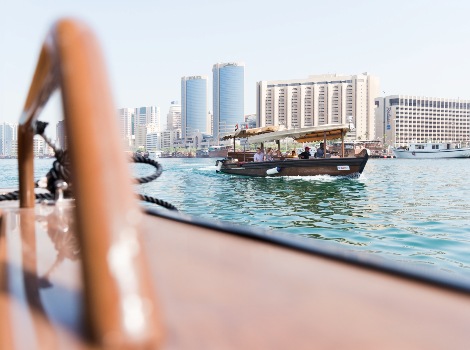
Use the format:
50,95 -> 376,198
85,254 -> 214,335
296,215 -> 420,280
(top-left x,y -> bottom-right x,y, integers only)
118,108 -> 134,145
181,76 -> 208,142
134,106 -> 161,149
257,73 -> 379,140
0,122 -> 17,156
167,101 -> 182,130
207,111 -> 213,136
375,95 -> 470,146
213,62 -> 245,143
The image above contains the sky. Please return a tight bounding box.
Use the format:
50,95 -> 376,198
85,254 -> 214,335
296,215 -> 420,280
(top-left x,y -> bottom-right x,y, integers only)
1,0 -> 470,130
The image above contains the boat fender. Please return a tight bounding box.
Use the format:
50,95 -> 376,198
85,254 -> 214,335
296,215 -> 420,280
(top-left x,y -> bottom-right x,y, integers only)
266,166 -> 281,175
215,159 -> 224,172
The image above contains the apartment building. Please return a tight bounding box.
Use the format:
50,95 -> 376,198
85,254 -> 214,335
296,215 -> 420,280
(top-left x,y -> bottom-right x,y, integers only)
257,73 -> 379,140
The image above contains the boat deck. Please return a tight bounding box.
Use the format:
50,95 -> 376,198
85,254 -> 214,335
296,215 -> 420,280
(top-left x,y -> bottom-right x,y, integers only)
2,204 -> 470,349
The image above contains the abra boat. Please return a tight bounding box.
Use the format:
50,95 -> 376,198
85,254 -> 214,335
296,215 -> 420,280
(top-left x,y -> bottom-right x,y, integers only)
393,142 -> 470,159
2,18 -> 470,350
208,145 -> 230,157
216,124 -> 369,177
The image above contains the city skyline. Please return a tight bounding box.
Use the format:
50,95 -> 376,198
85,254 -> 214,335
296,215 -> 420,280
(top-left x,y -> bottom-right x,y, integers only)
2,1 -> 470,128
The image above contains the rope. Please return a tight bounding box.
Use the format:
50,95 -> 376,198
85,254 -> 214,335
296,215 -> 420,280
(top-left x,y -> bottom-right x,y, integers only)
131,154 -> 163,184
0,190 -> 55,202
0,121 -> 177,211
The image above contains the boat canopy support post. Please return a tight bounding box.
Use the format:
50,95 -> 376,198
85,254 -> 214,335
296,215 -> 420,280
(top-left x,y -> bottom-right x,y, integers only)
323,131 -> 327,158
341,132 -> 345,158
17,19 -> 162,349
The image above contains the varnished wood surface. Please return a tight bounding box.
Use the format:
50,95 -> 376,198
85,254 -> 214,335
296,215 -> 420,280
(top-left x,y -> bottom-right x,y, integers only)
144,215 -> 470,349
1,206 -> 470,349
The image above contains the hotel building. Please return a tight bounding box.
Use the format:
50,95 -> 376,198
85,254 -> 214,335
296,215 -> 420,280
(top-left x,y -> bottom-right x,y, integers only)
181,76 -> 208,143
257,73 -> 379,140
375,95 -> 470,146
213,62 -> 245,142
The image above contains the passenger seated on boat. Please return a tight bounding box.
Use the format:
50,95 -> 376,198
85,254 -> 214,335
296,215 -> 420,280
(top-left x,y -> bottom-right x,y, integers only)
254,147 -> 265,162
314,143 -> 326,158
265,148 -> 274,161
291,149 -> 297,157
298,146 -> 311,159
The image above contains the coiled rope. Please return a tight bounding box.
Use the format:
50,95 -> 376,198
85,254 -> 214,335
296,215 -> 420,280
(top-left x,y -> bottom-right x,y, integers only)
0,121 -> 177,211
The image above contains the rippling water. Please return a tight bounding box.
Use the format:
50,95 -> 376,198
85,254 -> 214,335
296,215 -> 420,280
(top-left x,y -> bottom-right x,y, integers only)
2,157 -> 470,279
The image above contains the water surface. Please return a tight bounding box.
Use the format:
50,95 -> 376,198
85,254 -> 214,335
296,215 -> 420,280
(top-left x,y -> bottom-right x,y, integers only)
2,157 -> 469,279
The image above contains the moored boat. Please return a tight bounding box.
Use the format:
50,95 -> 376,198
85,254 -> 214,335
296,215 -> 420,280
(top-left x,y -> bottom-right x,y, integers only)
393,142 -> 470,158
195,149 -> 209,158
208,145 -> 230,157
216,124 -> 369,177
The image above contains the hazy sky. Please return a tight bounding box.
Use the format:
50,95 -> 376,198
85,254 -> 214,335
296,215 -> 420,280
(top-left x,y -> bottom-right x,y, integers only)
1,0 -> 470,126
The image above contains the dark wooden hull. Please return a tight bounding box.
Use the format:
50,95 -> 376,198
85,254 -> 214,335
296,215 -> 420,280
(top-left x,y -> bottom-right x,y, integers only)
209,149 -> 229,158
217,150 -> 369,178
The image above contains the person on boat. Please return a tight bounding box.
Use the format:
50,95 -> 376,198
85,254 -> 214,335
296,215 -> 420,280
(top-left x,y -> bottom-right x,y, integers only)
314,143 -> 326,158
298,146 -> 311,159
254,147 -> 265,162
291,149 -> 297,157
265,148 -> 274,161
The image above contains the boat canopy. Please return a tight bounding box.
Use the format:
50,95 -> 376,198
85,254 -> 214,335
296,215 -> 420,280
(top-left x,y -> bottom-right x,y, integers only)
246,124 -> 351,144
221,125 -> 280,140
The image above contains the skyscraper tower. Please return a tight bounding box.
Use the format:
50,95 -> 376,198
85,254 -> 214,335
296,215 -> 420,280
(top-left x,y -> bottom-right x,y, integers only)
212,62 -> 245,143
181,76 -> 208,142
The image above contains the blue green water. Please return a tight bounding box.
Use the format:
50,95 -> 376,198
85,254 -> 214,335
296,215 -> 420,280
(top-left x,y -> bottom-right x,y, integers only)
2,158 -> 470,279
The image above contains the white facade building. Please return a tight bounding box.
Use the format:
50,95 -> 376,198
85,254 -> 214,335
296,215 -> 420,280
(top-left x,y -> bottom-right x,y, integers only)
118,108 -> 134,149
134,106 -> 161,149
375,95 -> 470,146
257,73 -> 379,140
146,132 -> 159,152
160,129 -> 181,150
207,111 -> 213,136
167,101 -> 181,130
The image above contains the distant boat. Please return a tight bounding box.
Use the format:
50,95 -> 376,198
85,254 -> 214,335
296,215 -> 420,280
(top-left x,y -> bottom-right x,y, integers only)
195,149 -> 209,158
393,142 -> 470,159
216,124 -> 369,178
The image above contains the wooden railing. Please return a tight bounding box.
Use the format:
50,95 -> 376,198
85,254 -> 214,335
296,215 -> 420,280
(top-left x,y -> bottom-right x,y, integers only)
18,19 -> 162,348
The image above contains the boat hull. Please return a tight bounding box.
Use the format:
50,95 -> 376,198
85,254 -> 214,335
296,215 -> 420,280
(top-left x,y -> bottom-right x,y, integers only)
216,151 -> 369,178
393,148 -> 470,159
209,149 -> 229,158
